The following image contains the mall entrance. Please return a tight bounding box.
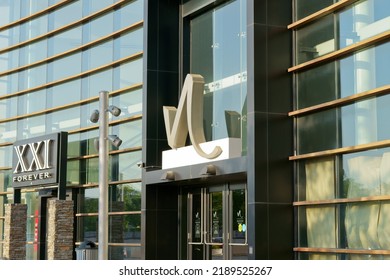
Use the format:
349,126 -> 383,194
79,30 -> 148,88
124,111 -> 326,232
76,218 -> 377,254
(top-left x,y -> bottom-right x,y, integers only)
181,183 -> 248,260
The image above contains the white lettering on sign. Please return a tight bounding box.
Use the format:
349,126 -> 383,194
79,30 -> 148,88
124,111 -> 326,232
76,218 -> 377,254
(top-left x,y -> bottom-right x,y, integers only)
13,139 -> 53,174
163,74 -> 222,159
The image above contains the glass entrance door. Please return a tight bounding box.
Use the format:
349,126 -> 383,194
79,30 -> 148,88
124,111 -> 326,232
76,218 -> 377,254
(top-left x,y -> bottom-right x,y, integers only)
185,184 -> 247,260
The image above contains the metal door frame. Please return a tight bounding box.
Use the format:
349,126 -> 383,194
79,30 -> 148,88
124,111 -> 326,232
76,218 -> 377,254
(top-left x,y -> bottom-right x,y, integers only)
184,183 -> 247,260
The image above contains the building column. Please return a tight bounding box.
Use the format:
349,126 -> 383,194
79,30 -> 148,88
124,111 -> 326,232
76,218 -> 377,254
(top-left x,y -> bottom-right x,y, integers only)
46,199 -> 74,260
246,0 -> 293,259
2,204 -> 27,260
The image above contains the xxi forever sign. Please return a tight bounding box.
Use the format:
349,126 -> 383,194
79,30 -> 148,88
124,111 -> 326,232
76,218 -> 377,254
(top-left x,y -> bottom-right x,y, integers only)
12,133 -> 66,188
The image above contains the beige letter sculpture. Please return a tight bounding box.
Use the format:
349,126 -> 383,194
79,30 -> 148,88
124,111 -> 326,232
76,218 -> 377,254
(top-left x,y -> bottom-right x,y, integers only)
163,74 -> 222,159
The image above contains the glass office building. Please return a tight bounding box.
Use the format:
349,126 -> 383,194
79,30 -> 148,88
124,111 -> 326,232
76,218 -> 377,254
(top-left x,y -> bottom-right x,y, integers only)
291,0 -> 390,259
1,0 -> 389,261
0,0 -> 144,259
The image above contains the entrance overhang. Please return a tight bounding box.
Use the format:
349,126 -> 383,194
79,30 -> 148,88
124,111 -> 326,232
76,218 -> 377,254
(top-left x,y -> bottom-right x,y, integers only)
143,156 -> 247,187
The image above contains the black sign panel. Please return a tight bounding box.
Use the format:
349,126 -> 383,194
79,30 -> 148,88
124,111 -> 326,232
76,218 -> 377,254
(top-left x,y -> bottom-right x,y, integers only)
12,133 -> 64,188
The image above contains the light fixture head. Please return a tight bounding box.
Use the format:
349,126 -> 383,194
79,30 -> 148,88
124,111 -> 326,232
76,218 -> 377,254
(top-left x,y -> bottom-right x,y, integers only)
200,164 -> 217,176
161,170 -> 175,181
108,134 -> 122,148
107,105 -> 121,117
90,109 -> 100,123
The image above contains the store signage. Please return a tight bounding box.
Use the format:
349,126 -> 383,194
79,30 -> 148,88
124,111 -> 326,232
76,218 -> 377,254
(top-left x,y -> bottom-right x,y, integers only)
163,74 -> 222,159
12,133 -> 63,188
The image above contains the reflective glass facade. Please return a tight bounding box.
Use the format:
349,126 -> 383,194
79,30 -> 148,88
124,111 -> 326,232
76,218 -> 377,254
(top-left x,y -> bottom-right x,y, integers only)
292,0 -> 390,259
1,0 -> 294,261
0,0 -> 143,260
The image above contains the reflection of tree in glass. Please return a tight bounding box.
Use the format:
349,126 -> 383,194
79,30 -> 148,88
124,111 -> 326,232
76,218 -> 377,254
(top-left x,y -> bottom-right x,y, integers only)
79,184 -> 142,241
122,185 -> 141,234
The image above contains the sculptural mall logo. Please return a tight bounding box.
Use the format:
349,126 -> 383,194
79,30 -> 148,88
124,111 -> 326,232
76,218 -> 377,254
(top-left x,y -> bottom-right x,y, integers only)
163,74 -> 222,159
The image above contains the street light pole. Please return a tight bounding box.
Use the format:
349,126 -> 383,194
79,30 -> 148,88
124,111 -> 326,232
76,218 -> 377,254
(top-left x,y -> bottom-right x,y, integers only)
98,90 -> 109,260
90,90 -> 122,260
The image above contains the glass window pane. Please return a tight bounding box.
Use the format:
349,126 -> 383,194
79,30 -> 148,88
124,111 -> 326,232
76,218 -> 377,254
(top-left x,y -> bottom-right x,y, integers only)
339,0 -> 390,48
298,42 -> 390,109
0,49 -> 19,72
112,119 -> 142,149
0,27 -> 19,49
18,89 -> 47,115
0,97 -> 17,119
116,0 -> 144,30
21,0 -> 49,17
77,216 -> 98,243
19,15 -> 48,42
113,59 -> 143,90
0,170 -> 12,192
83,41 -> 113,71
20,115 -> 46,138
114,29 -> 143,60
50,27 -> 82,56
343,201 -> 390,252
109,151 -> 142,181
52,0 -> 82,30
67,160 -> 80,185
296,0 -> 390,63
109,214 -> 141,244
0,0 -> 21,26
296,15 -> 335,64
0,72 -> 18,93
19,40 -> 47,66
83,69 -> 113,98
112,89 -> 142,118
297,109 -> 338,154
298,94 -> 390,154
295,0 -> 336,20
109,182 -> 141,212
83,0 -> 114,16
0,146 -> 12,167
190,0 -> 247,144
298,157 -> 335,201
86,158 -> 98,184
86,12 -> 114,42
342,148 -> 390,198
0,121 -> 17,143
209,191 -> 223,243
19,64 -> 47,90
298,206 -> 337,249
67,130 -> 99,158
49,80 -> 81,107
77,188 -> 99,213
50,107 -> 81,131
50,53 -> 82,82
231,189 -> 246,244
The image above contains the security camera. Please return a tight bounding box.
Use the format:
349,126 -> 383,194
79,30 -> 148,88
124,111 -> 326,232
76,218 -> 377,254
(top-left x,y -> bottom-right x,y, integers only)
107,105 -> 121,117
90,110 -> 100,123
137,162 -> 145,168
108,135 -> 122,148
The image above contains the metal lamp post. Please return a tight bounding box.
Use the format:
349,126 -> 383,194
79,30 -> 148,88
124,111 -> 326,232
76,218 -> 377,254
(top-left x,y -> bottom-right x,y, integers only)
90,90 -> 122,260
